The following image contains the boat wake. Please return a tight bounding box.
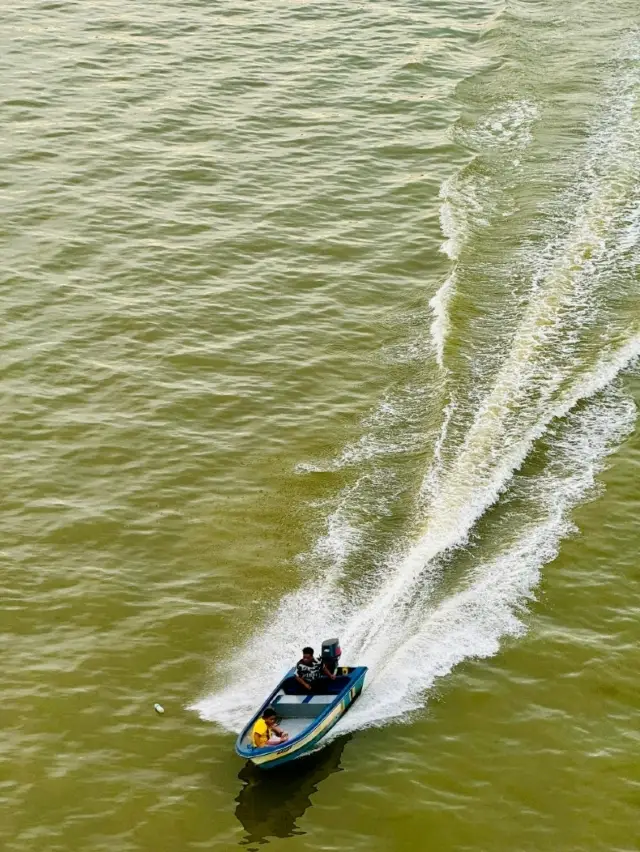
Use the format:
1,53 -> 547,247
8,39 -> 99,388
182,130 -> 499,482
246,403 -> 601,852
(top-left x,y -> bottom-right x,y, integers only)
191,39 -> 639,736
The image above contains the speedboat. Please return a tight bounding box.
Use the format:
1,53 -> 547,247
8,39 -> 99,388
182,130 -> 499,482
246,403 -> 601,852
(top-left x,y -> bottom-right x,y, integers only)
235,638 -> 367,769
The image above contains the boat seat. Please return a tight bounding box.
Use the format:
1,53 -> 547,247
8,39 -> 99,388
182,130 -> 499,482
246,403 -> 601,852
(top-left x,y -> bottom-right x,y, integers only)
281,674 -> 352,696
273,693 -> 336,719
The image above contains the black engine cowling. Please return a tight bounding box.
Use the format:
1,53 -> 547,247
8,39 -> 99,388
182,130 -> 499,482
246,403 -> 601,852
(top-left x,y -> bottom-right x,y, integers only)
321,638 -> 342,675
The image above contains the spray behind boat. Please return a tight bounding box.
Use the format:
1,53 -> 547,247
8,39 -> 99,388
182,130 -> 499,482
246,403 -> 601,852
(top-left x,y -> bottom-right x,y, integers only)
321,638 -> 341,675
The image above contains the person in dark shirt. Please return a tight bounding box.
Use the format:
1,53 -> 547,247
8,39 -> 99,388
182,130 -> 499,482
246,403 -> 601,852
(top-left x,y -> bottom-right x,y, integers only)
294,646 -> 335,693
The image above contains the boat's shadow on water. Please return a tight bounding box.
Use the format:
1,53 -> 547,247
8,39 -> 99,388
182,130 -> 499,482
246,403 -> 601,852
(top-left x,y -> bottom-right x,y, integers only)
235,734 -> 352,847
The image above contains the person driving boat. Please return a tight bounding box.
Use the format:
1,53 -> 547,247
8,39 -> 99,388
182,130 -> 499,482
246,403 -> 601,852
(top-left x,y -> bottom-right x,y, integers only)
294,646 -> 336,693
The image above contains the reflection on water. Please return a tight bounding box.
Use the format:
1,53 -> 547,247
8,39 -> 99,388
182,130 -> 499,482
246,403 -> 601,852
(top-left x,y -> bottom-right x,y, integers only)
235,735 -> 352,847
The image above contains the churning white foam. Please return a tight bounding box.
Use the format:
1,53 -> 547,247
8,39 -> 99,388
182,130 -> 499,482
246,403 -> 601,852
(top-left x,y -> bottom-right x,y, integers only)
191,348 -> 638,734
192,315 -> 639,734
191,49 -> 639,737
338,381 -> 636,731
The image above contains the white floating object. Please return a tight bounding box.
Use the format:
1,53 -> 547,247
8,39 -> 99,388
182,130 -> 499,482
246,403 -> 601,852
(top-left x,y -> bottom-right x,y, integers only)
154,703 -> 165,715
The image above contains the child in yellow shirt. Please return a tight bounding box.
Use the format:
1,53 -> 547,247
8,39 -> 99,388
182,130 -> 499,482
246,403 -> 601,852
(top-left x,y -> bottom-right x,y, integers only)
251,708 -> 288,748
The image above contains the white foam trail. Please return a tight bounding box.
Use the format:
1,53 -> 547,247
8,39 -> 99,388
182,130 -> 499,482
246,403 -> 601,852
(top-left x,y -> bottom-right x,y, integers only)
191,361 -> 637,733
341,338 -> 640,661
430,101 -> 539,367
421,398 -> 456,504
429,271 -> 456,370
345,54 -> 640,655
191,49 -> 640,736
311,498 -> 362,577
338,385 -> 636,731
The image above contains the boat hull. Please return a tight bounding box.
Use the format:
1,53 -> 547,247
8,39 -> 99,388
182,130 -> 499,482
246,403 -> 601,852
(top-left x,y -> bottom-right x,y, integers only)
236,666 -> 367,769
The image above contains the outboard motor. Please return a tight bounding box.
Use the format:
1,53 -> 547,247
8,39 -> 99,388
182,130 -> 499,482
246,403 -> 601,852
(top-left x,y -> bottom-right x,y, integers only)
321,638 -> 342,676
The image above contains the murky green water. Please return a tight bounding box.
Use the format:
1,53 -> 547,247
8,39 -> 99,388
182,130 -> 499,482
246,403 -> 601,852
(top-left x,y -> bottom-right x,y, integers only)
2,1 -> 639,850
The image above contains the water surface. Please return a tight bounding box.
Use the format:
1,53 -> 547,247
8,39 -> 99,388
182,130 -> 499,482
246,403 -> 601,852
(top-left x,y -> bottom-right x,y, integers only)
2,1 -> 639,850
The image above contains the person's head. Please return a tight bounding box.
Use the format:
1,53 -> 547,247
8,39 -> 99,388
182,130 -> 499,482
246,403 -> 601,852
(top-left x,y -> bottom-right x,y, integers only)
302,646 -> 314,663
262,708 -> 277,728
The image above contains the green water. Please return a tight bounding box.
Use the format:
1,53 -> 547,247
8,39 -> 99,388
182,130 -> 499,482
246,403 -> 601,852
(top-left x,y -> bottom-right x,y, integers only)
2,1 -> 639,850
